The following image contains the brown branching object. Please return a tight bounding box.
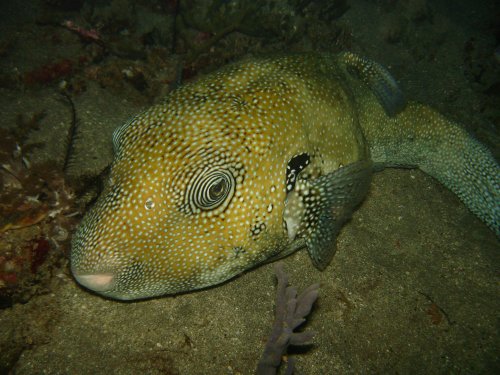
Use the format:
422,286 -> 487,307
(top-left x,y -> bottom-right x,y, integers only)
257,263 -> 319,375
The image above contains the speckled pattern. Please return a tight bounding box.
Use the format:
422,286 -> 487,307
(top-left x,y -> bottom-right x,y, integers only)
71,53 -> 499,300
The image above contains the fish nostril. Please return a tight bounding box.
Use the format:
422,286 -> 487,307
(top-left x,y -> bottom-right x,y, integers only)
74,273 -> 115,292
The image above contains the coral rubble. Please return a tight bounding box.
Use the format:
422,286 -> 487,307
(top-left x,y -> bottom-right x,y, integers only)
257,263 -> 319,375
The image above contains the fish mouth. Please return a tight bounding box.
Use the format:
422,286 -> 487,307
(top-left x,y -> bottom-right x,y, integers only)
73,272 -> 116,293
71,262 -> 158,300
72,271 -> 139,300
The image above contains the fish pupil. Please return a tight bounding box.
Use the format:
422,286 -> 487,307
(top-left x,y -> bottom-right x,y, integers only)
209,178 -> 226,199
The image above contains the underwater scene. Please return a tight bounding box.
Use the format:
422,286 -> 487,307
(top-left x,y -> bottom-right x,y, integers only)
0,0 -> 498,374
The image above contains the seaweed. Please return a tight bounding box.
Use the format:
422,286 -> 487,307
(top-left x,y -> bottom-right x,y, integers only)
257,263 -> 320,375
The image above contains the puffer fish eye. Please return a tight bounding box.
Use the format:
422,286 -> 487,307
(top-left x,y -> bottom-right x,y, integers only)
209,178 -> 226,198
187,168 -> 235,213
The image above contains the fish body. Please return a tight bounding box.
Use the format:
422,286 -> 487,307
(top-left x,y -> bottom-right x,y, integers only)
71,53 -> 499,300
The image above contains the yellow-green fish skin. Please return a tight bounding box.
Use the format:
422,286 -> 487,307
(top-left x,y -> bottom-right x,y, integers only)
71,53 -> 499,300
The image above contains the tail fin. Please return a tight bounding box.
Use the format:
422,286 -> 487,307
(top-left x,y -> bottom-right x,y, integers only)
363,102 -> 499,237
338,52 -> 499,236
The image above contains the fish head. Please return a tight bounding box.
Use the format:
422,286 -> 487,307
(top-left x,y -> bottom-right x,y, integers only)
71,85 -> 295,300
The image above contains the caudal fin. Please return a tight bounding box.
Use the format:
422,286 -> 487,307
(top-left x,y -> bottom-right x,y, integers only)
338,52 -> 499,236
364,102 -> 499,236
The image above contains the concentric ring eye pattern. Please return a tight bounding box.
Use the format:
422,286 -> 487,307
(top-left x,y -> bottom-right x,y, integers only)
186,168 -> 236,213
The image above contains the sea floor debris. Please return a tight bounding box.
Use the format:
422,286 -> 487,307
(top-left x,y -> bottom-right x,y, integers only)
0,103 -> 83,307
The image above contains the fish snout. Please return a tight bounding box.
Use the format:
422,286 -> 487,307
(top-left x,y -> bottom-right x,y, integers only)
73,272 -> 116,293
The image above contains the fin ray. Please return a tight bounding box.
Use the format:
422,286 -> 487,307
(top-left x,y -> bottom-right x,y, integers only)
339,51 -> 406,117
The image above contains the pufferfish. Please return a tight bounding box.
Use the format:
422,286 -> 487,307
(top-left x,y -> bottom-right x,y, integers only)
71,52 -> 499,300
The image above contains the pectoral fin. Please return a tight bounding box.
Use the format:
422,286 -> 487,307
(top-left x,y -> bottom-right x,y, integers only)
284,160 -> 372,270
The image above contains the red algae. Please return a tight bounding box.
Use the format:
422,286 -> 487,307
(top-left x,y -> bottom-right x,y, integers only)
24,59 -> 74,86
0,124 -> 82,306
30,238 -> 51,274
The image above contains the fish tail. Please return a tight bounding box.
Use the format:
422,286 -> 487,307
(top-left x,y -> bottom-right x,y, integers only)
362,102 -> 499,236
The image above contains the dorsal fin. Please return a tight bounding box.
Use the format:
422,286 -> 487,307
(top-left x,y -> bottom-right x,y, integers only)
339,51 -> 406,117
